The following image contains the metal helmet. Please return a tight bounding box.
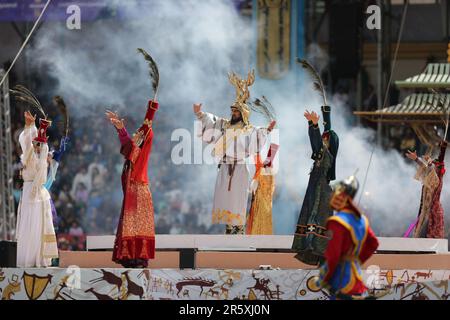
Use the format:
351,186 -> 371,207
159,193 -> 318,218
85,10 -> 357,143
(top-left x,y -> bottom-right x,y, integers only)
332,175 -> 359,199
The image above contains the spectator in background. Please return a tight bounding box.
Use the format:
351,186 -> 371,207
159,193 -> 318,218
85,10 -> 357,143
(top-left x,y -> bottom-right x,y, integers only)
74,182 -> 89,205
58,184 -> 72,203
170,220 -> 182,234
156,216 -> 171,234
70,166 -> 91,199
89,163 -> 106,191
69,221 -> 84,237
81,134 -> 93,153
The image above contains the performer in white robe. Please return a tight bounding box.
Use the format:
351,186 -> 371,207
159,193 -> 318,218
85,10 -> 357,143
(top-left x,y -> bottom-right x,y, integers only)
16,112 -> 58,267
194,70 -> 276,234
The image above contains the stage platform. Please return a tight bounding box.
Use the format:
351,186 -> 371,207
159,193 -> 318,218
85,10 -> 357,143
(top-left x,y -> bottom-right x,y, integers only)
87,235 -> 449,253
60,250 -> 450,270
2,236 -> 449,300
56,235 -> 450,270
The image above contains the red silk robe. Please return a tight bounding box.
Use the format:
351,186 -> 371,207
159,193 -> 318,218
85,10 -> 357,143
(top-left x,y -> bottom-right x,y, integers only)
112,100 -> 158,265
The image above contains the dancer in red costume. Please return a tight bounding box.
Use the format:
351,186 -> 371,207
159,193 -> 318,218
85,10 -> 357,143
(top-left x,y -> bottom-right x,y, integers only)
106,100 -> 159,268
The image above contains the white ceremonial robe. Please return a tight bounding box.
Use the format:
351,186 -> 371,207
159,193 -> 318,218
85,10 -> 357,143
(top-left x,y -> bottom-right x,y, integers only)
198,112 -> 268,226
16,125 -> 58,267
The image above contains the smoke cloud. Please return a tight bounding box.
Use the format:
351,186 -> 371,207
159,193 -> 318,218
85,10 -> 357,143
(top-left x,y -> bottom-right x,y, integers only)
26,0 -> 449,236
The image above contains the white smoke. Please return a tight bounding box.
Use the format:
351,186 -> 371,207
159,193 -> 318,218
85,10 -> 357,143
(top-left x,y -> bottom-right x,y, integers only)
25,0 -> 449,236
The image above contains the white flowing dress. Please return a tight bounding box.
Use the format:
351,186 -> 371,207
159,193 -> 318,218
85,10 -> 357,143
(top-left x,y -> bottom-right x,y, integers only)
16,125 -> 58,267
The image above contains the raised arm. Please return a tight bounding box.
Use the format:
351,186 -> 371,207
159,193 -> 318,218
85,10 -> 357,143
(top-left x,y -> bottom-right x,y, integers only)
405,150 -> 428,168
19,111 -> 38,166
106,110 -> 135,161
132,100 -> 159,163
194,103 -> 226,144
106,110 -> 129,144
117,127 -> 132,147
434,140 -> 448,178
306,110 -> 323,156
248,120 -> 276,156
437,140 -> 447,164
19,111 -> 37,151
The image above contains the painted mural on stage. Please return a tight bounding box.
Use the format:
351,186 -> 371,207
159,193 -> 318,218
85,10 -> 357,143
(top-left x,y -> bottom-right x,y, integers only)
0,268 -> 449,300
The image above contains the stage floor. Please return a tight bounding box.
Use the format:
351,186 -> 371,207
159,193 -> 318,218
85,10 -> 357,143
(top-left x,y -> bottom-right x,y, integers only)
77,234 -> 450,269
87,235 -> 449,253
60,250 -> 450,270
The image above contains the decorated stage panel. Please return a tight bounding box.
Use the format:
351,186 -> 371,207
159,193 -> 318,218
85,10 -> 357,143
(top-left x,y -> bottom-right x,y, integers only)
1,268 -> 449,300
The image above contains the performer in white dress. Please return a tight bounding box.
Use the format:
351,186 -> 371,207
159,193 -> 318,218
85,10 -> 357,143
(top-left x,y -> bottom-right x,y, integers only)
16,111 -> 58,267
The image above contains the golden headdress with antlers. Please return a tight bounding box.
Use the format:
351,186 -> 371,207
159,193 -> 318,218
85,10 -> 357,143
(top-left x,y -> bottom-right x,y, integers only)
228,69 -> 255,126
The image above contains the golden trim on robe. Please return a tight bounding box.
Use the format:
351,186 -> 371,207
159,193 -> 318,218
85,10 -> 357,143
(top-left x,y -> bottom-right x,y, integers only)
212,209 -> 245,226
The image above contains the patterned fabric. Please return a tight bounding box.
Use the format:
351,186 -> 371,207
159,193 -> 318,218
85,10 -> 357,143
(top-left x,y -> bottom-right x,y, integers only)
113,180 -> 155,263
212,208 -> 245,226
246,174 -> 275,234
246,152 -> 275,235
414,162 -> 445,238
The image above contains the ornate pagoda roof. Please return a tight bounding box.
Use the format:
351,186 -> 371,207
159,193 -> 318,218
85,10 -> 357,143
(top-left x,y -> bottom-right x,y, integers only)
354,93 -> 450,124
395,63 -> 450,89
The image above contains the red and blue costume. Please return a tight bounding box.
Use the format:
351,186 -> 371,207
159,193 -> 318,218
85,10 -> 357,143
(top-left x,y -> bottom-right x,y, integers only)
317,175 -> 379,299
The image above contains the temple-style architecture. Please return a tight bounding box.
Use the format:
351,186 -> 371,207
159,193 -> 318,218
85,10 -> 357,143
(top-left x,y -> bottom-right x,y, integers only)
355,63 -> 450,149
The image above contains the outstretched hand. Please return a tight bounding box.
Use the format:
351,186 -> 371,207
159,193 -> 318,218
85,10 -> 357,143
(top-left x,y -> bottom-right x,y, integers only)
105,110 -> 120,121
304,110 -> 311,122
304,110 -> 319,124
310,111 -> 320,125
24,111 -> 36,127
193,103 -> 202,114
105,110 -> 125,130
405,150 -> 418,161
